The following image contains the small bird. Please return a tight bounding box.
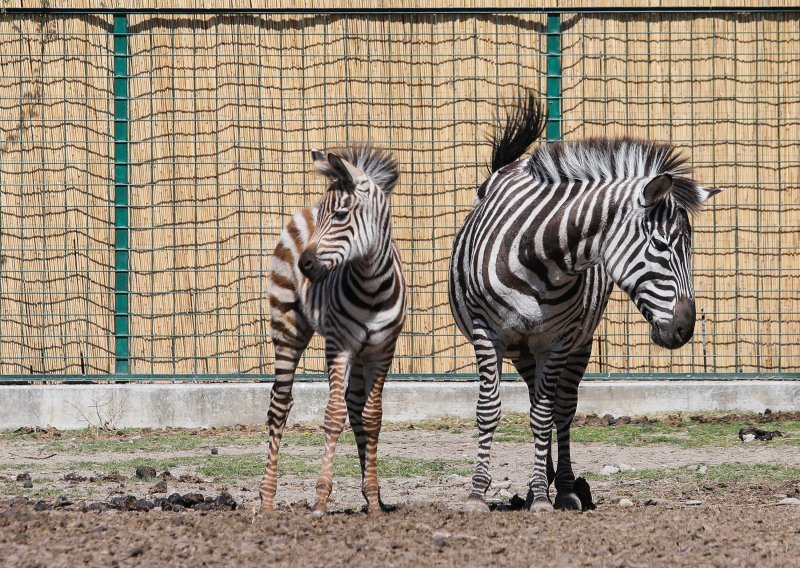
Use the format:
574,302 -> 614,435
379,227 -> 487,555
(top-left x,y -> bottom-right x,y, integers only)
738,426 -> 783,442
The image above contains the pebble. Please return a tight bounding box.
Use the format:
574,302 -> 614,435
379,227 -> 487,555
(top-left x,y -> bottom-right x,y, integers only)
778,497 -> 800,506
600,465 -> 620,476
618,498 -> 634,508
135,465 -> 157,479
499,489 -> 514,500
617,463 -> 635,472
685,500 -> 704,506
697,466 -> 708,475
439,474 -> 469,486
210,447 -> 219,455
149,479 -> 168,494
22,480 -> 33,489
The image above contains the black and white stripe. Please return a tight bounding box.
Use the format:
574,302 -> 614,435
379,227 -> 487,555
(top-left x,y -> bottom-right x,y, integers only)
449,92 -> 719,511
260,147 -> 407,516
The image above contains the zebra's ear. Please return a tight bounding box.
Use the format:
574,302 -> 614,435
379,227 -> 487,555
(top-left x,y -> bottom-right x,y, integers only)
696,186 -> 722,203
311,148 -> 334,178
327,153 -> 365,193
641,174 -> 673,208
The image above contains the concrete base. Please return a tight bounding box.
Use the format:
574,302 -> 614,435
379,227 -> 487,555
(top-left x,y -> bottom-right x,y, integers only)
0,380 -> 797,430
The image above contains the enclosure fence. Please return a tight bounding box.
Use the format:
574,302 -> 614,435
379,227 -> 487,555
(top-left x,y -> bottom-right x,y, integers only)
0,7 -> 798,381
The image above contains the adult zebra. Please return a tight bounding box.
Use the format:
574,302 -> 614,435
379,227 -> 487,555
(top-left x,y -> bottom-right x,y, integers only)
449,91 -> 719,512
259,147 -> 406,516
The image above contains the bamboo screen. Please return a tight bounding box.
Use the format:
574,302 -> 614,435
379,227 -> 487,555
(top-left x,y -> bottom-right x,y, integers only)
0,10 -> 797,379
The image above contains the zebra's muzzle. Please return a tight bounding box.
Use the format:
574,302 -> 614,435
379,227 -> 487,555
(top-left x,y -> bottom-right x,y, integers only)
649,297 -> 696,349
298,249 -> 329,283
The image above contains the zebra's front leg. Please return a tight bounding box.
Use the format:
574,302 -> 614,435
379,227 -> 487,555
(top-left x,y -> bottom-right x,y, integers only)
358,349 -> 395,515
466,324 -> 503,512
312,347 -> 352,516
551,343 -> 593,511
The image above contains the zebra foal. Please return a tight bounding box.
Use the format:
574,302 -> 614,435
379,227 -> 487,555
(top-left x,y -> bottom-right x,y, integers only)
449,91 -> 720,512
259,147 -> 407,516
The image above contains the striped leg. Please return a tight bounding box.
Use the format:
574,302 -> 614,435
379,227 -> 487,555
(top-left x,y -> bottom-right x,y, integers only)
358,347 -> 396,515
259,303 -> 312,513
312,344 -> 352,516
466,322 -> 502,512
551,342 -> 592,511
514,349 -> 566,512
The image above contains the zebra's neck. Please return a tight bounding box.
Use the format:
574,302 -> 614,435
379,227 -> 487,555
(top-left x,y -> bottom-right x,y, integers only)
518,178 -> 627,284
350,220 -> 396,287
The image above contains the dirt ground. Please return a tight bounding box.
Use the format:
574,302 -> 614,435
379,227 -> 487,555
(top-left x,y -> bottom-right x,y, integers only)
1,416 -> 799,566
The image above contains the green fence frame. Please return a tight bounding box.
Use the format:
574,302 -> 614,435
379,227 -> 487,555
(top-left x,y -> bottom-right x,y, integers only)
2,6 -> 799,382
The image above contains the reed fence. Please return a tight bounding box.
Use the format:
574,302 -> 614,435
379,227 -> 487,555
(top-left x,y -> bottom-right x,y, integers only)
0,7 -> 798,380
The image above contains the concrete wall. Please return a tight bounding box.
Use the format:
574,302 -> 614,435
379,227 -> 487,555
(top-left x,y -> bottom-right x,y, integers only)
1,380 -> 798,430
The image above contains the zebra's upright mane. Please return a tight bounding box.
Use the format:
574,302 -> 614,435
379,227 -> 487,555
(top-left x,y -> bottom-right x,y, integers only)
526,138 -> 704,213
330,146 -> 400,194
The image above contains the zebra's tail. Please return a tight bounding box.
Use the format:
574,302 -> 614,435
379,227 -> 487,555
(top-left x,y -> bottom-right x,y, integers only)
489,89 -> 546,173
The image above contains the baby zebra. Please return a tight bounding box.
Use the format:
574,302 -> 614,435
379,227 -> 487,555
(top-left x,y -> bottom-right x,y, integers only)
259,147 -> 407,516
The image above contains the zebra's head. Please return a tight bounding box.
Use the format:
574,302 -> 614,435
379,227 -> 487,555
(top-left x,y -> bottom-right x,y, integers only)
298,147 -> 398,283
606,174 -> 719,350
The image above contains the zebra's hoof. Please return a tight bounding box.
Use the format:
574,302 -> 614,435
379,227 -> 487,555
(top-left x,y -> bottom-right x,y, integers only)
554,492 -> 582,511
463,496 -> 490,513
528,498 -> 554,513
310,505 -> 327,518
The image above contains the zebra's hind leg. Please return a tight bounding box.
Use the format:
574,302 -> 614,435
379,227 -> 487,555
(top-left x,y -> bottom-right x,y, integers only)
513,350 -> 565,513
357,347 -> 396,515
552,343 -> 592,511
312,344 -> 352,516
466,322 -> 503,513
259,302 -> 313,514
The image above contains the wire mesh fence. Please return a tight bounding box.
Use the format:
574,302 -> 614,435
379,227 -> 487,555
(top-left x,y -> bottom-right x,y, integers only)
0,8 -> 798,380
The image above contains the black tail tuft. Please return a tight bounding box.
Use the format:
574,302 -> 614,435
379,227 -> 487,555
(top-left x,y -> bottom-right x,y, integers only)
489,89 -> 546,173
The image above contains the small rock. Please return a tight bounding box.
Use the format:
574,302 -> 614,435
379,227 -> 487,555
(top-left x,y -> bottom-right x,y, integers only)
697,466 -> 708,475
166,493 -> 183,506
439,474 -> 469,486
54,495 -> 72,509
22,480 -> 33,489
644,498 -> 664,506
685,499 -> 704,506
16,473 -> 31,482
33,501 -> 53,511
214,492 -> 237,511
616,463 -> 635,472
63,472 -> 87,483
491,480 -> 512,490
499,489 -> 514,500
149,479 -> 168,494
84,502 -> 112,512
111,495 -> 138,511
135,465 -> 157,479
132,499 -> 154,512
618,498 -> 634,508
180,492 -> 205,507
210,447 -> 219,455
778,498 -> 800,506
600,465 -> 620,476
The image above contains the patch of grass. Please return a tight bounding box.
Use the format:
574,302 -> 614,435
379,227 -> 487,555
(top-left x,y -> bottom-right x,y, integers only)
66,456 -> 197,475
199,453 -> 471,480
490,414 -> 800,448
584,463 -> 800,484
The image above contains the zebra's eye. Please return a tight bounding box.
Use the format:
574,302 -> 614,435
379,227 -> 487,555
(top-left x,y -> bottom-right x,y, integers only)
652,238 -> 670,252
333,208 -> 349,221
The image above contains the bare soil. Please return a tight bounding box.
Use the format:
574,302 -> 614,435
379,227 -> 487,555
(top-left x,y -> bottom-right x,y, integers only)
2,420 -> 800,566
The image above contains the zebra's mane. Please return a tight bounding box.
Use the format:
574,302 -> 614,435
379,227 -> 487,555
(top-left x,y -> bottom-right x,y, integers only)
526,138 -> 704,213
328,146 -> 400,194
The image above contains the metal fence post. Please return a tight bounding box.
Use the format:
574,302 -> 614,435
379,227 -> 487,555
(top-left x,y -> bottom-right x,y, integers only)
113,14 -> 130,375
546,12 -> 562,142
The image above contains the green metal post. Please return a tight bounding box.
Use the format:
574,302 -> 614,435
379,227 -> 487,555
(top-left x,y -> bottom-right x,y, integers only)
546,13 -> 562,142
113,14 -> 130,374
